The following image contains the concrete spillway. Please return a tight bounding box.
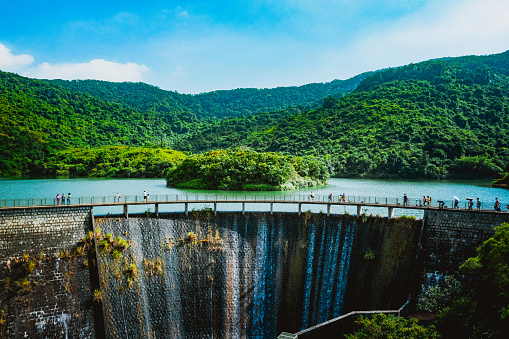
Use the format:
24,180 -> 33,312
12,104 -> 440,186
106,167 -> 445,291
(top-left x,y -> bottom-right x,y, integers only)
94,212 -> 418,338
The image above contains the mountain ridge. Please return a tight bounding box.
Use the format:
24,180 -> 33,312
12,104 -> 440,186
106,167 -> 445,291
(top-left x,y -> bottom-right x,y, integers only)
2,50 -> 509,179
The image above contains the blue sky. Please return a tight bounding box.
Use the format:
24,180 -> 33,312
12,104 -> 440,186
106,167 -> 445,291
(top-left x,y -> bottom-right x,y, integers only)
1,0 -> 508,94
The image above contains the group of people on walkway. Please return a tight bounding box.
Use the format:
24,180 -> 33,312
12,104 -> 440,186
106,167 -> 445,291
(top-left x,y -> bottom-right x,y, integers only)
55,193 -> 71,205
403,194 -> 508,212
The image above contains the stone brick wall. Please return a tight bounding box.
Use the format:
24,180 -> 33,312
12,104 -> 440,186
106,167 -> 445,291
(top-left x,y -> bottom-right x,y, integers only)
419,210 -> 509,285
0,206 -> 96,338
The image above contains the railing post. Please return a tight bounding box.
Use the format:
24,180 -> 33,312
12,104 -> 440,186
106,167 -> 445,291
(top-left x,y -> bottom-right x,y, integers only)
388,207 -> 394,219
242,202 -> 245,215
270,202 -> 274,215
185,202 -> 188,216
214,202 -> 217,215
327,204 -> 331,216
124,204 -> 129,219
298,203 -> 302,216
155,204 -> 159,218
357,205 -> 361,216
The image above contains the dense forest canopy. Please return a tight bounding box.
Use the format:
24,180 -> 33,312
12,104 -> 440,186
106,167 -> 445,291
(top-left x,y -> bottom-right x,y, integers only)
1,50 -> 509,181
176,53 -> 509,179
0,71 -> 199,176
166,148 -> 329,191
41,146 -> 186,178
46,72 -> 370,120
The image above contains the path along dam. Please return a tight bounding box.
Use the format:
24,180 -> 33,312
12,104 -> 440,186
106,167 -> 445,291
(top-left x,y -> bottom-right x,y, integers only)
1,199 -> 508,338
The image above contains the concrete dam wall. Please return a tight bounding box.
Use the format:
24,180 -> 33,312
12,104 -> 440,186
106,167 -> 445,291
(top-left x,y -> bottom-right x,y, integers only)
1,207 -> 508,338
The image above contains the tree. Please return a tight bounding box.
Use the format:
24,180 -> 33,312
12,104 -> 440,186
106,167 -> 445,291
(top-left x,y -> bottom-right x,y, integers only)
345,313 -> 440,339
435,223 -> 509,338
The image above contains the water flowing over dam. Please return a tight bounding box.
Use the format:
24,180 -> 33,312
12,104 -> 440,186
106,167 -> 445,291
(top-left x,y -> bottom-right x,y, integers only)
95,213 -> 363,338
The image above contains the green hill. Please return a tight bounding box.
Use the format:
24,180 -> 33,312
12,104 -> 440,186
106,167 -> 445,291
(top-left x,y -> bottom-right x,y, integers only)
0,71 -> 194,176
3,50 -> 509,180
46,73 -> 370,120
176,51 -> 509,179
0,69 -> 368,177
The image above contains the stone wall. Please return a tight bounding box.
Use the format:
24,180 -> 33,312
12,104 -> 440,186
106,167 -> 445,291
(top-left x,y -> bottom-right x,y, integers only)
421,210 -> 509,277
0,206 -> 97,338
343,216 -> 422,312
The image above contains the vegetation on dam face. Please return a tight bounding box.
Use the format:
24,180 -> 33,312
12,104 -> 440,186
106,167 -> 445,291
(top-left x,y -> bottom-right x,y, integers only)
165,148 -> 329,191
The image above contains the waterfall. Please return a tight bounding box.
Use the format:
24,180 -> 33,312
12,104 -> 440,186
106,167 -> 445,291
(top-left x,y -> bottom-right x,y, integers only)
301,221 -> 316,329
300,218 -> 356,329
95,213 -> 358,338
317,222 -> 341,323
333,220 -> 355,317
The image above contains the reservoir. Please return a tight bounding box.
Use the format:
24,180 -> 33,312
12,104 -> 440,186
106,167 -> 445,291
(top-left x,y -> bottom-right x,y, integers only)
1,177 -> 508,217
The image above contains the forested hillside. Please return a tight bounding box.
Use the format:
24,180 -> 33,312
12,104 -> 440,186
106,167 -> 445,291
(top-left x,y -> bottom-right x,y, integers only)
42,146 -> 186,178
0,71 -> 195,176
2,51 -> 509,180
47,73 -> 370,120
176,52 -> 509,179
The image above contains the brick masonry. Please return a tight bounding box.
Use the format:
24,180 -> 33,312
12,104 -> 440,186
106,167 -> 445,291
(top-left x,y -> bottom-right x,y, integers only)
0,206 -> 96,338
421,209 -> 509,276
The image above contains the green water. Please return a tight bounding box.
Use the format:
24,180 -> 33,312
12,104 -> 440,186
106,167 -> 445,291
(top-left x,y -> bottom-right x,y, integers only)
1,177 -> 508,217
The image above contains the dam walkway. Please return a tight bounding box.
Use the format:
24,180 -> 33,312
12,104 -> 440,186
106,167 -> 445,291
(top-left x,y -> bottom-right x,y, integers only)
1,193 -> 507,218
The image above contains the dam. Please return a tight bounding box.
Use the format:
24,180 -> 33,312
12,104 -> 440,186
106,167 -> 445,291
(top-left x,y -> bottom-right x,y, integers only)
1,201 -> 508,338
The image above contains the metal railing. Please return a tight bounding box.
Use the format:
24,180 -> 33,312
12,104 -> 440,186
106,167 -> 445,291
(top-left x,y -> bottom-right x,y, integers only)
1,194 -> 507,212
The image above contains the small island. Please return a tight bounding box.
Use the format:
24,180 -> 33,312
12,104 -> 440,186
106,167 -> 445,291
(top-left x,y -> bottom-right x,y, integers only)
166,148 -> 329,191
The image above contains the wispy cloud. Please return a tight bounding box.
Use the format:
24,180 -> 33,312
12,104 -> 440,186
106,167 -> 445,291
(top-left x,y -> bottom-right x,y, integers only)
25,59 -> 150,82
0,43 -> 34,72
312,0 -> 509,79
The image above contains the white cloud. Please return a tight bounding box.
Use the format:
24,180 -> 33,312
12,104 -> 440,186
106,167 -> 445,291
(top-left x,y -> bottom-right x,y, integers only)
0,43 -> 34,72
26,59 -> 150,82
